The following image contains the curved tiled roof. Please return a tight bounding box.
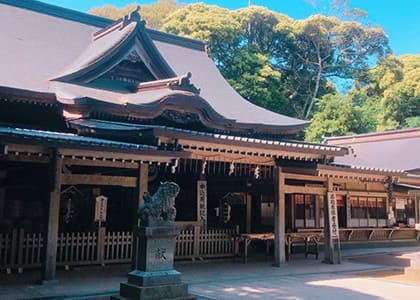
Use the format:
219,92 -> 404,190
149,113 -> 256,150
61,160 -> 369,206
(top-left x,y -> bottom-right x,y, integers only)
325,128 -> 420,172
0,126 -> 154,150
0,0 -> 309,135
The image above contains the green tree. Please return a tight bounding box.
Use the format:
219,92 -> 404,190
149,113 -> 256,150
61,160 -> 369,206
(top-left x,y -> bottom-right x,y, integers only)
162,3 -> 241,66
363,54 -> 420,130
90,0 -> 181,30
278,15 -> 389,119
224,49 -> 291,115
379,55 -> 420,130
305,92 -> 378,142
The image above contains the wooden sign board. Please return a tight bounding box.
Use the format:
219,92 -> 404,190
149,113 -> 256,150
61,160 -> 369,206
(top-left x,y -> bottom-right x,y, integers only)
95,195 -> 108,222
197,180 -> 207,227
327,192 -> 340,240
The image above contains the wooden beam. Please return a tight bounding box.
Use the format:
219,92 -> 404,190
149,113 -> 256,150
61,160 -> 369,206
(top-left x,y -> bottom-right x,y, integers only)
181,139 -> 324,161
283,172 -> 327,182
58,148 -> 183,163
0,154 -> 49,164
283,185 -> 326,195
347,191 -> 387,197
317,165 -> 393,182
62,157 -> 138,169
187,152 -> 275,166
273,166 -> 286,266
41,150 -> 62,283
61,174 -> 137,187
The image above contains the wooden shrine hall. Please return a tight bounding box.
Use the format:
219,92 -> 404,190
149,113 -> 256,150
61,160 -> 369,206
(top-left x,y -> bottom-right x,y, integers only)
0,0 -> 419,283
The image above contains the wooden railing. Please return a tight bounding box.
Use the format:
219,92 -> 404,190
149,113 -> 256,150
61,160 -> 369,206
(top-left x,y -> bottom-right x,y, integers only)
296,228 -> 419,243
0,226 -> 239,272
338,228 -> 419,242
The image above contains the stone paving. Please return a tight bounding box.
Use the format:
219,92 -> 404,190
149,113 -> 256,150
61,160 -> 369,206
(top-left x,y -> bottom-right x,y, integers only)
0,246 -> 419,300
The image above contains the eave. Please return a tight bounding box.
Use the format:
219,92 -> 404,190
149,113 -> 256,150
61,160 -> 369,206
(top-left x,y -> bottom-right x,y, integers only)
61,92 -> 310,137
0,126 -> 189,164
317,164 -> 406,182
68,119 -> 348,165
0,86 -> 59,107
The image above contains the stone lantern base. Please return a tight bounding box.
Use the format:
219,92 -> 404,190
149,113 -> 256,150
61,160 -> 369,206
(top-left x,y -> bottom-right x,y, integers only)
112,225 -> 196,300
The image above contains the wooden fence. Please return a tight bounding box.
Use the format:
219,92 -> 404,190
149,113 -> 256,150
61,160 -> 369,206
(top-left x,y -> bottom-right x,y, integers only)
175,226 -> 239,259
1,227 -> 417,272
0,226 -> 238,272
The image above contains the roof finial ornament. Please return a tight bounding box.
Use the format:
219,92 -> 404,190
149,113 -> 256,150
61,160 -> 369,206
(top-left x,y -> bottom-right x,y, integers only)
168,72 -> 201,95
128,5 -> 141,22
122,5 -> 145,27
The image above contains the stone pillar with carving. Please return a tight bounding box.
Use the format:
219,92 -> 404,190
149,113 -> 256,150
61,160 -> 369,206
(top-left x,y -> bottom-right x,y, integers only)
113,182 -> 195,300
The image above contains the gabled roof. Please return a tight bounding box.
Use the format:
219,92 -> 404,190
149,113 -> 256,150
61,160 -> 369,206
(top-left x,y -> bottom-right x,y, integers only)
52,8 -> 176,83
324,128 -> 420,172
0,0 -> 309,136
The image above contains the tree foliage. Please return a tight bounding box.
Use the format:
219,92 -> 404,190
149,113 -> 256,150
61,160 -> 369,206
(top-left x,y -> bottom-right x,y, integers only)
161,4 -> 389,119
89,0 -> 181,29
377,55 -> 420,130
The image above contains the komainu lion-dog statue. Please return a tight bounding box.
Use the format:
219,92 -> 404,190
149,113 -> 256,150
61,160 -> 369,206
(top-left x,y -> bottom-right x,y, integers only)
137,182 -> 180,227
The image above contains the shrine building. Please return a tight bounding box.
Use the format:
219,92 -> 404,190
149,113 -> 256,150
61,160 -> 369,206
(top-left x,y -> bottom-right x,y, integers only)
0,0 -> 419,282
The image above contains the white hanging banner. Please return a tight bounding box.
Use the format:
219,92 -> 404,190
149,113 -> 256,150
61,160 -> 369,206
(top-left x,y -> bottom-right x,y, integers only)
327,192 -> 340,240
95,195 -> 108,222
197,180 -> 207,227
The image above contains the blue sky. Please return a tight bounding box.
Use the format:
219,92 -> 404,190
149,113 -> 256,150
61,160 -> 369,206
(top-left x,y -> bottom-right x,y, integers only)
42,0 -> 419,56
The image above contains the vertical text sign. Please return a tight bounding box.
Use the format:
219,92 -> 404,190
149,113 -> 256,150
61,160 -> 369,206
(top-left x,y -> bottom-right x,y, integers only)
95,195 -> 108,222
327,192 -> 340,240
197,180 -> 207,227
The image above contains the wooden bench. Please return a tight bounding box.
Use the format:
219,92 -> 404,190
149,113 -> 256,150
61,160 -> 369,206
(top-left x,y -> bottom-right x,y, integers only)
238,233 -> 274,263
286,232 -> 322,260
238,231 -> 323,263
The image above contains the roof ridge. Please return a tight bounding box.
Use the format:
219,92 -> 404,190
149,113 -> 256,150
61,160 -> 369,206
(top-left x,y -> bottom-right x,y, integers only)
0,0 -> 206,52
0,0 -> 112,27
324,127 -> 420,144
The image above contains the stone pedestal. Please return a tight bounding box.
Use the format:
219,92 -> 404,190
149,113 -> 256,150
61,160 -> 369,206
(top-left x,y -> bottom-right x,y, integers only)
112,226 -> 196,300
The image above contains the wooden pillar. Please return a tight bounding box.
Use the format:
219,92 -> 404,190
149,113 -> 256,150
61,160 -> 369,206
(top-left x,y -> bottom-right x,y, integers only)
273,166 -> 286,266
132,162 -> 148,270
246,194 -> 252,233
315,195 -> 320,228
345,193 -> 351,228
137,163 -> 149,208
0,170 -> 6,219
414,192 -> 420,224
41,150 -> 62,283
0,188 -> 5,220
386,176 -> 393,227
290,196 -> 295,230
